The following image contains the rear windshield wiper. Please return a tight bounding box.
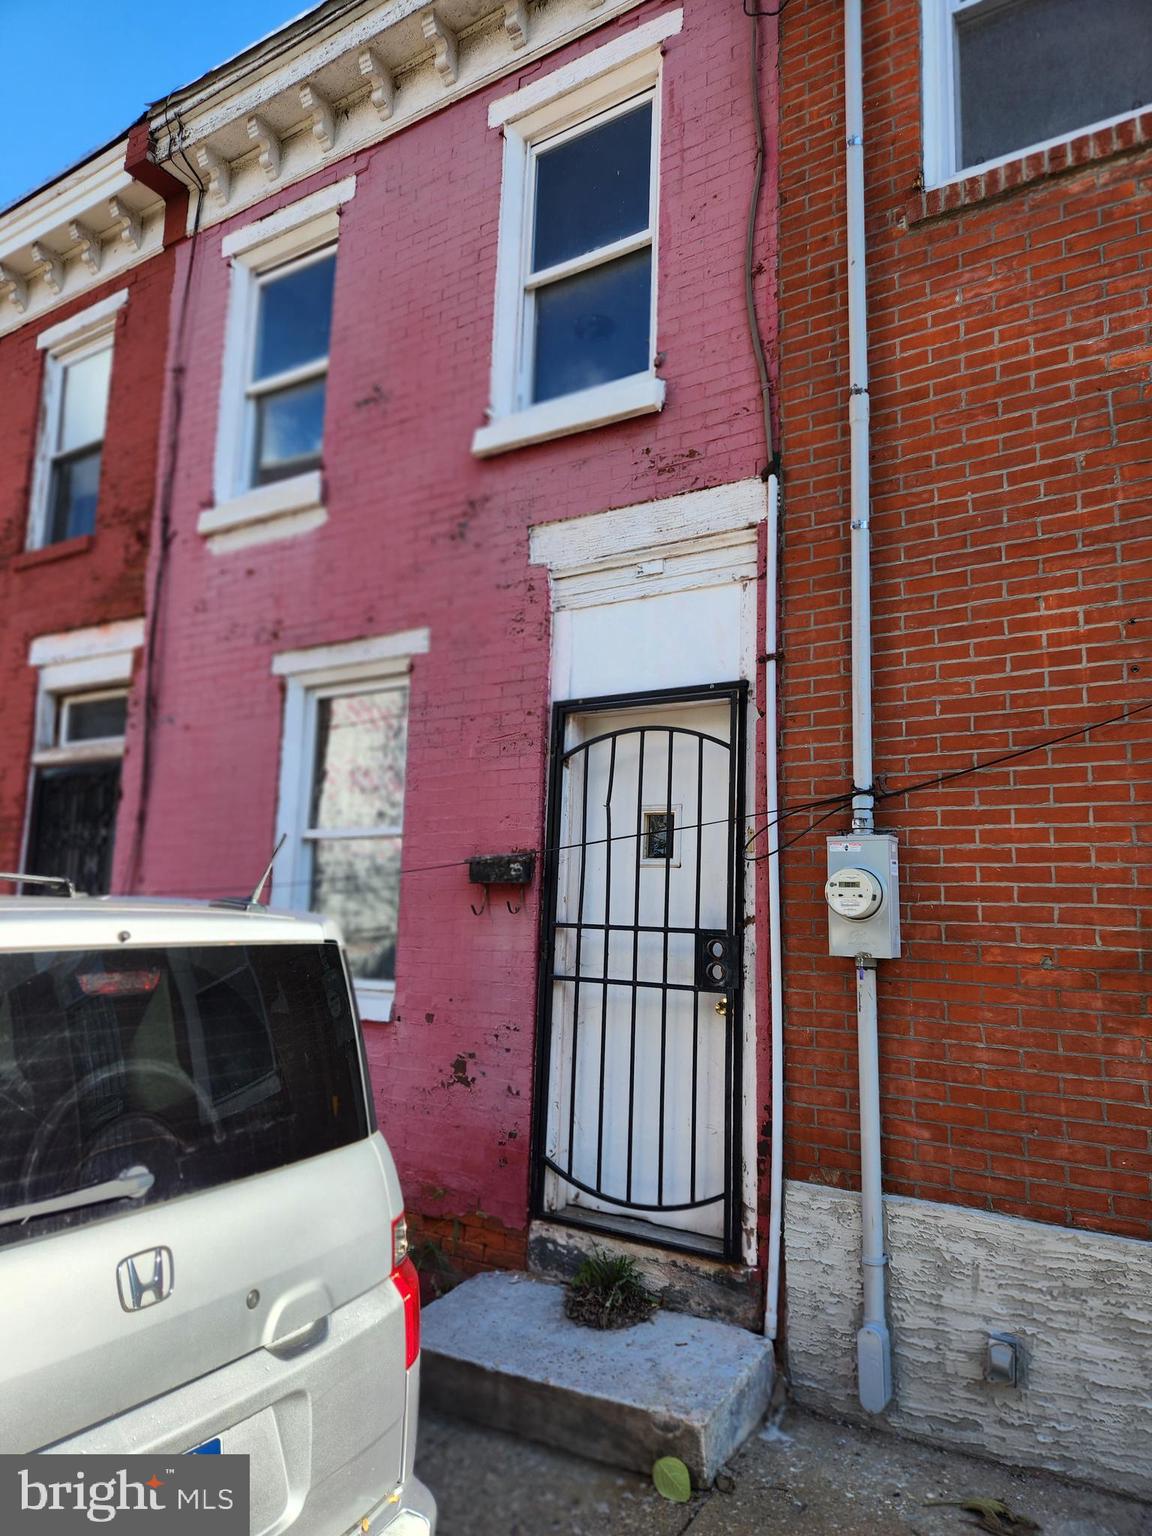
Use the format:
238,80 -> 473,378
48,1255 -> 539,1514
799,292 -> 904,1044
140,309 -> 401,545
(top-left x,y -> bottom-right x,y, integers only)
0,1164 -> 154,1228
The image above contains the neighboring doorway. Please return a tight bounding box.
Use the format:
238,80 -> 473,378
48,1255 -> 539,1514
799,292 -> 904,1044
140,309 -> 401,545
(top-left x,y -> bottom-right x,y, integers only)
24,690 -> 127,894
533,683 -> 746,1259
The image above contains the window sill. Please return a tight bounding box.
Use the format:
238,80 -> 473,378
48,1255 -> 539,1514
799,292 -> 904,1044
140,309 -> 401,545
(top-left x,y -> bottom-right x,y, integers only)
471,374 -> 666,458
356,983 -> 395,1023
911,109 -> 1152,223
13,534 -> 95,571
198,470 -> 326,552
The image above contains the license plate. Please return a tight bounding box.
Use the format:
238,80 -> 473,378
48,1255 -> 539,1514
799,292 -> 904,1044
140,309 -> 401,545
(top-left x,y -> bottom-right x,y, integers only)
188,1438 -> 222,1455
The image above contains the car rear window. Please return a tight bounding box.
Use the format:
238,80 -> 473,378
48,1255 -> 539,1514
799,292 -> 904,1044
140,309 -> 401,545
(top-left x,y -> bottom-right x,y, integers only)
0,942 -> 370,1249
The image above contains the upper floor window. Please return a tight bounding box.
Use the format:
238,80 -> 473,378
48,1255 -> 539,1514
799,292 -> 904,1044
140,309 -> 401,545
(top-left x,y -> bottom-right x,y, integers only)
472,20 -> 679,458
923,0 -> 1152,185
29,304 -> 120,550
527,98 -> 655,406
246,249 -> 335,487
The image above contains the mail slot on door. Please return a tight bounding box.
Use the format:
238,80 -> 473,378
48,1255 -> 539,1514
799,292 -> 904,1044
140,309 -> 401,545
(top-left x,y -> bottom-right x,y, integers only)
696,931 -> 738,992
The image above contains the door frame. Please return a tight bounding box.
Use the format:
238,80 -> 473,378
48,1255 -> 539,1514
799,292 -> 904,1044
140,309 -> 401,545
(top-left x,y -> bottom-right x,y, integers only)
530,679 -> 748,1262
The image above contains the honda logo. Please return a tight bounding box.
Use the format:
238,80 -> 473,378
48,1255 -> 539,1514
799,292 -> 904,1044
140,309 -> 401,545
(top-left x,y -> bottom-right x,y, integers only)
116,1247 -> 174,1311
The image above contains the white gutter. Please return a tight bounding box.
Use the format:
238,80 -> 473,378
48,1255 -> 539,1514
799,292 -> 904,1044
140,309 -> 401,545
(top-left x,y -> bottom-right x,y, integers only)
763,472 -> 784,1340
844,0 -> 893,1412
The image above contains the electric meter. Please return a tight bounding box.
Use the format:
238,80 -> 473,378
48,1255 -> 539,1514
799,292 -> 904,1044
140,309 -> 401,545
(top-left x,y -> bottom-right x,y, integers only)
826,833 -> 901,958
825,867 -> 883,920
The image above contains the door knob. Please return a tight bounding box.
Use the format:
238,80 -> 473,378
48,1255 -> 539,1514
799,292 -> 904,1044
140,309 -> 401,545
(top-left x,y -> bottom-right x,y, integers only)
714,997 -> 728,1017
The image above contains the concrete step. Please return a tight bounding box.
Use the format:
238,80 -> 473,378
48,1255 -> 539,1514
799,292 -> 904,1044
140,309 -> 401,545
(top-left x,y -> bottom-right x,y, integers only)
420,1271 -> 774,1488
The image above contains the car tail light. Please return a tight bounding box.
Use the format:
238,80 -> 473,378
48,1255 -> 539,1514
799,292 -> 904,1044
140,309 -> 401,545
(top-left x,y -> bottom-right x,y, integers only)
392,1212 -> 409,1270
391,1256 -> 420,1370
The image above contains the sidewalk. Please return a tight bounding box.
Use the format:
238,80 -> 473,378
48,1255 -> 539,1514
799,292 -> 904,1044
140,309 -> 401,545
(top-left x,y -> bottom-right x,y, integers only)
416,1402 -> 1152,1536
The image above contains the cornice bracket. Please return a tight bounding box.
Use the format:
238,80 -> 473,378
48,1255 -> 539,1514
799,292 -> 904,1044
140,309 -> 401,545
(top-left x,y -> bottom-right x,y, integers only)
300,82 -> 337,153
358,46 -> 395,120
195,143 -> 232,207
247,114 -> 282,181
69,221 -> 102,276
421,10 -> 459,87
30,243 -> 64,295
504,1 -> 529,49
0,264 -> 28,314
108,196 -> 143,251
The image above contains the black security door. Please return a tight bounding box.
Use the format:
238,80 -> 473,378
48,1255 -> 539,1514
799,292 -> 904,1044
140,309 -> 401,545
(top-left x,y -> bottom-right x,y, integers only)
533,684 -> 746,1259
26,763 -> 121,895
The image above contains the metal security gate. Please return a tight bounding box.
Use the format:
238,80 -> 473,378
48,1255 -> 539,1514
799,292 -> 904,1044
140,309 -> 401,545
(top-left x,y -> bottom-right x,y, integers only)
532,684 -> 746,1259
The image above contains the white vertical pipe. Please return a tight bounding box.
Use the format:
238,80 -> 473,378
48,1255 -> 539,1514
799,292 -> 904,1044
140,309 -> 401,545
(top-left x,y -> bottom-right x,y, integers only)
844,0 -> 893,1412
762,474 -> 784,1340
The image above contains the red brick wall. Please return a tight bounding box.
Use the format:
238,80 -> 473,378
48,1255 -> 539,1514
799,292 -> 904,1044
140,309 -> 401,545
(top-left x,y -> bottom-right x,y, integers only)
117,0 -> 778,1251
777,0 -> 1151,1238
0,249 -> 176,873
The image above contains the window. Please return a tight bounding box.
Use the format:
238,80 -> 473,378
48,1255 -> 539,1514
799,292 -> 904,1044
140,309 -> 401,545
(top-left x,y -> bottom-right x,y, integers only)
923,0 -> 1152,185
473,18 -> 680,457
209,180 -> 356,545
273,629 -> 429,1020
303,684 -> 408,984
245,249 -> 335,487
30,318 -> 117,548
527,99 -> 656,405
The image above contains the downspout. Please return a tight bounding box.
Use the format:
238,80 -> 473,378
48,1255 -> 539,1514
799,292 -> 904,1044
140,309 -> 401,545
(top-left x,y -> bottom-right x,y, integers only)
742,4 -> 786,1346
763,472 -> 784,1340
844,0 -> 893,1411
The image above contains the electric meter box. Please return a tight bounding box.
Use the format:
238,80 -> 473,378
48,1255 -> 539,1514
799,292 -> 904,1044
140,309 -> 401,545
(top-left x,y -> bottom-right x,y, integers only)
826,832 -> 901,959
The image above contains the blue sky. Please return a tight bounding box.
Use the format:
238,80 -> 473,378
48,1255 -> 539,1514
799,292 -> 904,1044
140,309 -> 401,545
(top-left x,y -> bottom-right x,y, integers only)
2,0 -> 310,209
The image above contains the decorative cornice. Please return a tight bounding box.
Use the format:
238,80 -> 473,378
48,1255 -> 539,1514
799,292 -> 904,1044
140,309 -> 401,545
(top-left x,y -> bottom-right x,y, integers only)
145,0 -> 651,231
503,2 -> 529,49
421,9 -> 459,87
358,46 -> 396,119
0,136 -> 167,339
247,115 -> 282,181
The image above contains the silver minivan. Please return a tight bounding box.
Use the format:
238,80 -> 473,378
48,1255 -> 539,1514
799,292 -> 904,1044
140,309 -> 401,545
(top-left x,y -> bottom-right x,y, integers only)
0,893 -> 435,1535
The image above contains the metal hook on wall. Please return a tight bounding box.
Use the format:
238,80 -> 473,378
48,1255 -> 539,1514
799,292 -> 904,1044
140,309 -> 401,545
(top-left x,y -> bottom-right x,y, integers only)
470,889 -> 490,917
506,899 -> 521,915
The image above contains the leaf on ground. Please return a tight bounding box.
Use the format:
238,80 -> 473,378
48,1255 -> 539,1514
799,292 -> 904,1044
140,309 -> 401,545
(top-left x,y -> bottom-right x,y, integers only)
923,1496 -> 1040,1532
652,1456 -> 693,1504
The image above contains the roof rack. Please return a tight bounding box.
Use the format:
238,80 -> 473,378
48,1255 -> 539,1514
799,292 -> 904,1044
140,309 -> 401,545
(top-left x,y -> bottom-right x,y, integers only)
0,871 -> 78,898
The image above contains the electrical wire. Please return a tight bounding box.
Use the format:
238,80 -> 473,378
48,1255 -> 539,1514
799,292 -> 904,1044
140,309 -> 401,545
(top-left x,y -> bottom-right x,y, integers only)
114,697 -> 1152,901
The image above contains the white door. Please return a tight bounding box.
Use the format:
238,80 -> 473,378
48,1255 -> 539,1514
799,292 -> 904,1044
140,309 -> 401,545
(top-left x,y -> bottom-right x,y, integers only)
537,689 -> 744,1256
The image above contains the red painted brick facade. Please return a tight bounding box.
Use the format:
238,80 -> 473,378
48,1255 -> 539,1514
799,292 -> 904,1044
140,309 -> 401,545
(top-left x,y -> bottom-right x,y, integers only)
777,0 -> 1151,1239
0,247 -> 176,876
114,0 -> 779,1268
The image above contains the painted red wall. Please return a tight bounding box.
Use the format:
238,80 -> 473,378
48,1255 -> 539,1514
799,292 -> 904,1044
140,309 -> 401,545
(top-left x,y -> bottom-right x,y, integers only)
777,0 -> 1152,1239
117,0 -> 779,1269
0,249 -> 176,875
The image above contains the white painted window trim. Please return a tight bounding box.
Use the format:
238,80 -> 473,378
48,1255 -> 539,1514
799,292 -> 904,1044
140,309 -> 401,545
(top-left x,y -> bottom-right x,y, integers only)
474,31 -> 676,459
27,294 -> 125,550
921,0 -> 1152,188
272,628 -> 430,1023
35,289 -> 128,352
21,619 -> 142,874
211,187 -> 353,540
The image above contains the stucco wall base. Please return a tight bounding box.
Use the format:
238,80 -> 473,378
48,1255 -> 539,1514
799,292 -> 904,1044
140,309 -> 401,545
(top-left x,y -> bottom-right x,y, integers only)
784,1181 -> 1152,1500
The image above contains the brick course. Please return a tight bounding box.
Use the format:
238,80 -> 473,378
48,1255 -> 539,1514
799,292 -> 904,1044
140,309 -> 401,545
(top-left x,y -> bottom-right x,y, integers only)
777,0 -> 1151,1238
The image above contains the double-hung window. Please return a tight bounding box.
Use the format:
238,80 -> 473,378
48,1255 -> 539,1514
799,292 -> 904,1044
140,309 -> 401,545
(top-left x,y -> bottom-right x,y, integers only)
526,97 -> 656,406
473,18 -> 679,457
29,302 -> 120,548
923,0 -> 1152,185
245,248 -> 335,487
274,630 -> 426,1020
